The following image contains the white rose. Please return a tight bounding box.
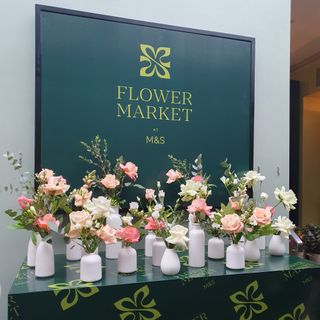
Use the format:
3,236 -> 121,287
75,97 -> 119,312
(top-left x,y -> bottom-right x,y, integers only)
154,204 -> 163,212
152,211 -> 160,219
84,196 -> 112,219
122,215 -> 133,226
166,225 -> 189,250
243,170 -> 265,188
179,180 -> 202,201
129,202 -> 139,210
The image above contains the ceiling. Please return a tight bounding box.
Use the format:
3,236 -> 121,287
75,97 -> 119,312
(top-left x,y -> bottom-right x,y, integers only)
291,0 -> 320,68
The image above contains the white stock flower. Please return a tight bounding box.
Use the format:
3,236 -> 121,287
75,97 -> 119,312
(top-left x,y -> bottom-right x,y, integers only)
233,179 -> 239,185
220,176 -> 227,185
129,202 -> 139,210
243,170 -> 266,187
122,215 -> 133,226
260,192 -> 268,200
211,223 -> 221,229
154,204 -> 163,212
84,196 -> 112,219
158,190 -> 165,199
157,181 -> 161,189
274,187 -> 297,211
249,216 -> 258,226
152,211 -> 160,219
272,216 -> 295,238
166,225 -> 189,250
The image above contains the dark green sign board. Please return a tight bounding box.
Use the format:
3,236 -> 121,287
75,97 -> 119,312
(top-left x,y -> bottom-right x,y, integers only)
36,5 -> 254,206
8,251 -> 320,319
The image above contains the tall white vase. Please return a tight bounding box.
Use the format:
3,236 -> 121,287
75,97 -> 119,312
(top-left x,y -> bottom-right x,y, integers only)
35,241 -> 55,278
106,206 -> 122,259
245,239 -> 260,262
145,231 -> 156,257
188,213 -> 195,234
189,223 -> 205,268
27,233 -> 41,267
118,246 -> 137,273
226,243 -> 245,270
160,248 -> 180,275
208,236 -> 225,260
269,235 -> 286,256
80,253 -> 102,282
152,237 -> 166,267
66,239 -> 82,261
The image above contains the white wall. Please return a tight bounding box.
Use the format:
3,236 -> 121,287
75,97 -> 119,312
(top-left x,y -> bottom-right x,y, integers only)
0,0 -> 291,319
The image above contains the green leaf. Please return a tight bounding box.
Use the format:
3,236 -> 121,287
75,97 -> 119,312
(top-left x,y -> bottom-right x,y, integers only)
31,231 -> 37,245
5,209 -> 17,218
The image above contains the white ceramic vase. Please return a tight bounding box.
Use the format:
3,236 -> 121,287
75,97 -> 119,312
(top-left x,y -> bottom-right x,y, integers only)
269,235 -> 286,256
35,240 -> 55,277
245,239 -> 260,262
66,239 -> 82,261
118,246 -> 137,273
152,237 -> 166,267
208,236 -> 225,260
145,231 -> 156,257
80,253 -> 102,282
189,223 -> 205,268
27,233 -> 41,267
160,248 -> 180,275
226,243 -> 245,270
257,236 -> 266,250
188,213 -> 195,234
105,206 -> 122,259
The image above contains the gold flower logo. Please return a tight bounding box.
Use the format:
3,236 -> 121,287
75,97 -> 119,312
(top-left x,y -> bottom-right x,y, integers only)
278,303 -> 310,320
140,44 -> 171,79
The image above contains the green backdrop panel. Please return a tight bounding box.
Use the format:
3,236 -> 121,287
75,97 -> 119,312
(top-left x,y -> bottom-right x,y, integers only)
36,5 -> 254,206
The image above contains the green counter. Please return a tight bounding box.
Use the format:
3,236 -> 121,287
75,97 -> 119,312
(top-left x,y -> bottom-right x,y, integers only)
8,250 -> 320,319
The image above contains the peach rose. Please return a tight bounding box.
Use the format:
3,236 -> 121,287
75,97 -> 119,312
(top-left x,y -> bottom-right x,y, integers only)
229,197 -> 241,211
97,225 -> 117,244
17,195 -> 33,209
191,175 -> 203,182
41,176 -> 70,196
144,217 -> 165,230
68,210 -> 92,238
36,168 -> 54,183
145,188 -> 155,200
120,162 -> 138,181
166,169 -> 183,184
35,213 -> 60,233
101,174 -> 120,189
252,207 -> 272,225
221,214 -> 244,234
116,226 -> 140,243
187,198 -> 212,216
264,205 -> 276,216
74,187 -> 92,207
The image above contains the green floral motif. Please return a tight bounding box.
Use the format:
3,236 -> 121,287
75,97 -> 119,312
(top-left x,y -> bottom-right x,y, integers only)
278,303 -> 310,320
180,255 -> 189,266
245,261 -> 264,270
8,295 -> 19,319
114,285 -> 161,320
48,279 -> 99,311
64,263 -> 81,274
229,280 -> 268,320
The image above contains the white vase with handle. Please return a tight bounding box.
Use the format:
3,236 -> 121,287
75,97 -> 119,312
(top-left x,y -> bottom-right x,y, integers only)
27,232 -> 42,267
105,206 -> 122,259
35,240 -> 55,278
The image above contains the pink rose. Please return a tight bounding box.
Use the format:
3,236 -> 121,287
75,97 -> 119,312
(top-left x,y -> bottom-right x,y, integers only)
17,195 -> 33,209
187,198 -> 212,216
35,213 -> 60,233
264,205 -> 275,216
74,187 -> 92,207
221,214 -> 244,234
97,225 -> 117,244
36,169 -> 54,183
120,162 -> 138,181
252,207 -> 272,225
101,174 -> 120,189
144,217 -> 165,230
229,197 -> 241,211
41,176 -> 70,196
116,226 -> 140,243
166,169 -> 183,184
145,188 -> 155,200
191,175 -> 203,182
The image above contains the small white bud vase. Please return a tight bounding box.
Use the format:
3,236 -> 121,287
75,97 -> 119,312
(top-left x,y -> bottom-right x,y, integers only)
145,231 -> 156,257
226,243 -> 245,270
27,233 -> 41,267
189,223 -> 205,268
208,236 -> 225,260
269,235 -> 286,256
152,237 -> 166,267
188,213 -> 195,234
118,245 -> 137,273
35,240 -> 55,278
80,253 -> 102,282
106,206 -> 122,259
257,236 -> 266,250
66,239 -> 82,261
245,239 -> 260,262
160,248 -> 180,275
